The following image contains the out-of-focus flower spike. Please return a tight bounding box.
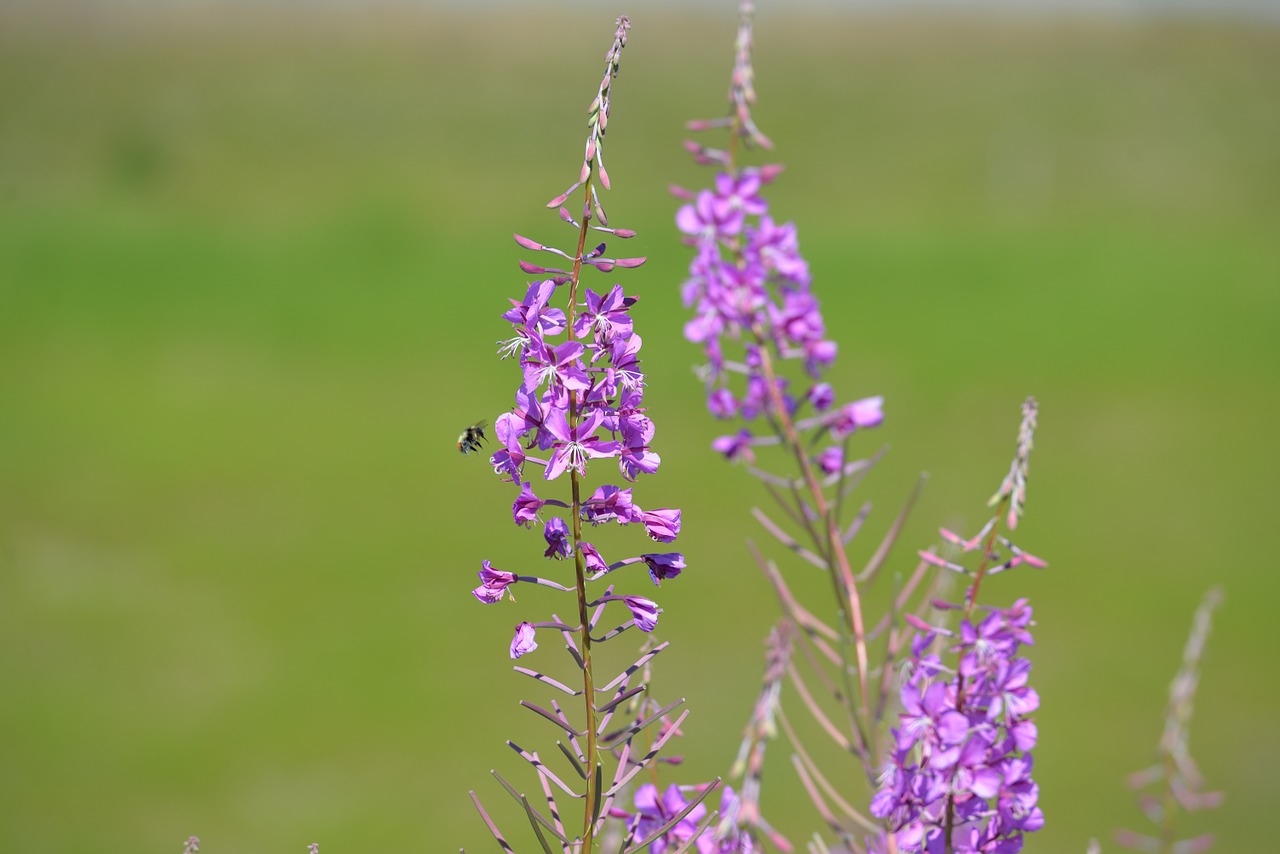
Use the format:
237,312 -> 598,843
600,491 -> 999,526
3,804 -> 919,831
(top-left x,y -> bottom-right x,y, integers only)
728,0 -> 773,150
668,183 -> 695,201
1116,588 -> 1223,852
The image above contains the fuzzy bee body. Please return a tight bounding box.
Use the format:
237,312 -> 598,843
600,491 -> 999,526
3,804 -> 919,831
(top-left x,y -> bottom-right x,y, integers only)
457,420 -> 488,455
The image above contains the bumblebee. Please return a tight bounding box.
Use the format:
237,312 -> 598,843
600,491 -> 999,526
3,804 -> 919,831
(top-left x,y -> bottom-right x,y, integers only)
457,420 -> 488,455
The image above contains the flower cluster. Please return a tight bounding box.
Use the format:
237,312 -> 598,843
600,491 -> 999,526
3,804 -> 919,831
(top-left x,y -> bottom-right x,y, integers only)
614,783 -> 757,853
676,168 -> 883,466
466,16 -> 684,664
870,600 -> 1044,853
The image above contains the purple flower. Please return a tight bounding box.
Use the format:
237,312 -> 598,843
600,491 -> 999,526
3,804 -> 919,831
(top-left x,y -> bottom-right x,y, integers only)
489,413 -> 529,482
522,338 -> 591,394
623,596 -> 661,632
676,188 -> 746,241
509,622 -> 537,659
707,388 -> 738,419
642,508 -> 681,543
583,484 -> 641,525
573,283 -> 636,347
473,561 -> 518,604
642,552 -> 685,585
502,279 -> 567,339
618,411 -> 661,480
579,542 -> 608,574
512,481 -> 544,526
816,446 -> 843,475
806,382 -> 834,411
712,429 -> 755,463
830,395 -> 884,438
609,332 -> 645,392
715,171 -> 769,218
631,783 -> 713,854
544,409 -> 621,480
543,517 -> 571,559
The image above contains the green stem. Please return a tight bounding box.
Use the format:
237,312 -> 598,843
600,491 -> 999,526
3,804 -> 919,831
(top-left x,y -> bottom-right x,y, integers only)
567,178 -> 599,849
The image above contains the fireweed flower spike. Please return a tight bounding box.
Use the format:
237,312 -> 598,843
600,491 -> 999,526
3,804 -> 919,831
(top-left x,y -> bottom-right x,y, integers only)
678,0 -> 888,731
677,1 -> 897,845
869,400 -> 1047,853
464,17 -> 720,851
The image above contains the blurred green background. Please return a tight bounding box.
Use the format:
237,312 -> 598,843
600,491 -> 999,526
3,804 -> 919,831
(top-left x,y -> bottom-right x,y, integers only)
1,2 -> 1277,851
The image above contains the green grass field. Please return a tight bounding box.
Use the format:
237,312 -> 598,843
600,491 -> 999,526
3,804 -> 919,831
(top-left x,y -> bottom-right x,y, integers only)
1,5 -> 1277,851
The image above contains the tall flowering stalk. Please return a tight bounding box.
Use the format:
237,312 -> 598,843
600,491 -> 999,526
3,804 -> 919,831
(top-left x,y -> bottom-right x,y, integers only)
466,17 -> 719,851
1114,588 -> 1223,854
676,0 -> 888,769
867,403 -> 1047,854
676,8 -> 1049,852
676,0 -> 901,830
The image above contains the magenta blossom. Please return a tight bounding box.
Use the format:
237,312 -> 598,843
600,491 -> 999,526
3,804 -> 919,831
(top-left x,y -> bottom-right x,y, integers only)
509,622 -> 537,659
473,561 -> 518,604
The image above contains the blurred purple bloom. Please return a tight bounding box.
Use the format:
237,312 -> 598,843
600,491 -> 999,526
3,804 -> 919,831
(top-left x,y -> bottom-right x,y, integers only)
707,388 -> 739,419
816,446 -> 843,475
632,783 -> 712,854
712,429 -> 755,463
830,395 -> 884,438
677,188 -> 746,240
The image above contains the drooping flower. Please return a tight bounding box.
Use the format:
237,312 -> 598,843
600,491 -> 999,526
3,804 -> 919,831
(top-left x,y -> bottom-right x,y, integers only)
641,552 -> 685,585
711,429 -> 755,463
509,622 -> 538,659
543,517 -> 571,559
642,508 -> 681,543
583,484 -> 641,525
623,596 -> 661,632
512,481 -> 545,526
473,561 -> 518,604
